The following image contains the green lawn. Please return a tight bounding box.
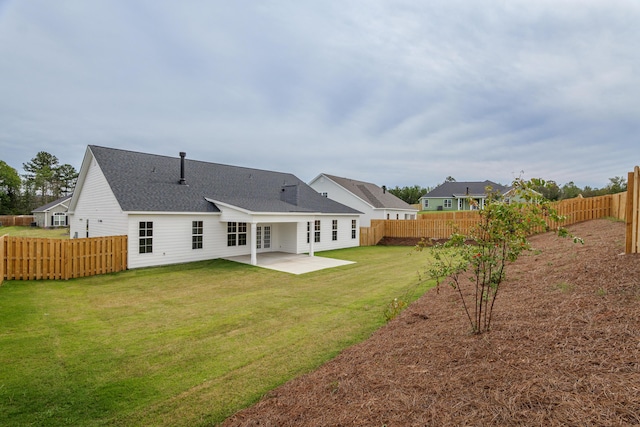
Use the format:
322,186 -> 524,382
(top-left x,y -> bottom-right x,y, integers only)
0,246 -> 433,426
0,226 -> 70,239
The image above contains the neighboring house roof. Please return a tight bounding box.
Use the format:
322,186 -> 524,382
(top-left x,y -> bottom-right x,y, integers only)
84,146 -> 361,215
32,195 -> 72,213
422,181 -> 511,198
318,174 -> 417,211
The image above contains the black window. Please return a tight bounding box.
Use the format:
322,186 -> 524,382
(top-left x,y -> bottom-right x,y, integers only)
192,221 -> 203,249
332,220 -> 338,241
314,220 -> 321,243
227,222 -> 247,246
139,221 -> 153,254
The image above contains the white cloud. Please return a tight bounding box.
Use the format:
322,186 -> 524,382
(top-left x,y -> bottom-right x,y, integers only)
0,0 -> 638,189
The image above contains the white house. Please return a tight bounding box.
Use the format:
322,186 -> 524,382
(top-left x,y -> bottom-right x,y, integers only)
68,146 -> 362,269
32,194 -> 72,228
308,173 -> 418,227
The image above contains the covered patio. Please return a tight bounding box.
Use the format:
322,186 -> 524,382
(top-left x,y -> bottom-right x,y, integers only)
223,252 -> 355,275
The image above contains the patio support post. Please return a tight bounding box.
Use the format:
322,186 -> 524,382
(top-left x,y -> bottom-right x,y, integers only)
250,222 -> 257,266
309,221 -> 315,257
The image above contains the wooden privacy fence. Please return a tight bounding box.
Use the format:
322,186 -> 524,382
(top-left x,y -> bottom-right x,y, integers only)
359,221 -> 384,246
362,193 -> 627,246
1,235 -> 127,284
626,166 -> 640,253
0,215 -> 35,226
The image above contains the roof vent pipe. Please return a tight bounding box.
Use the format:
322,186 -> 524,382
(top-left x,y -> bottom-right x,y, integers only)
179,152 -> 187,185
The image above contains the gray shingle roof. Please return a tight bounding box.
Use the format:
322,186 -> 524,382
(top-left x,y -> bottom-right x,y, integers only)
89,146 -> 360,214
32,195 -> 72,212
322,174 -> 417,210
424,181 -> 510,198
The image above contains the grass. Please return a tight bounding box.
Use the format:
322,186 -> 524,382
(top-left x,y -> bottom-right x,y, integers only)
0,246 -> 434,426
0,226 -> 70,239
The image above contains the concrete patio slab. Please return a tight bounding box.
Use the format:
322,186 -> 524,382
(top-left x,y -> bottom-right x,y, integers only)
223,252 -> 355,275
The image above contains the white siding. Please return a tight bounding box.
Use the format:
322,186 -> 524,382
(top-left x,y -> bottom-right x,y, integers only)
309,175 -> 417,226
309,178 -> 375,226
294,216 -> 360,254
69,159 -> 127,238
276,222 -> 298,253
127,214 -> 230,269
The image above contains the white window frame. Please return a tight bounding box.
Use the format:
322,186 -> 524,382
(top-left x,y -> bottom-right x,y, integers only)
192,221 -> 203,250
139,221 -> 153,254
227,222 -> 247,246
53,212 -> 66,226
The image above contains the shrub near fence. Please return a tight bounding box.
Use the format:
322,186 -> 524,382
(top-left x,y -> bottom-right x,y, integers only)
1,235 -> 127,284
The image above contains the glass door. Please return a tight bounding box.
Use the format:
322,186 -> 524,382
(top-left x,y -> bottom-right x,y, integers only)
256,225 -> 271,251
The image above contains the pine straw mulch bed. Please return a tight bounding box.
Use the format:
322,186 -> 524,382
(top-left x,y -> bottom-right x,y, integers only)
222,219 -> 640,426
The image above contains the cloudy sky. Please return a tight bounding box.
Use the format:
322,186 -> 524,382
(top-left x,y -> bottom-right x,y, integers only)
1,1 -> 638,190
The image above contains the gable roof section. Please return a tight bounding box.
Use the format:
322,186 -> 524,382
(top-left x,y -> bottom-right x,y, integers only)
32,195 -> 72,213
424,181 -> 510,198
87,146 -> 360,215
321,174 -> 417,210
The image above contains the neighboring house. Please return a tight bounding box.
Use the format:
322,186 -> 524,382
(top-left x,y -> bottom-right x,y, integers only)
32,195 -> 72,227
308,173 -> 418,227
419,180 -> 511,211
68,146 -> 362,269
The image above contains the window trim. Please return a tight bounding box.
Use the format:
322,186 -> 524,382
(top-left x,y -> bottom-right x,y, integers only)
139,221 -> 153,254
314,220 -> 321,243
227,222 -> 247,247
192,220 -> 203,250
53,212 -> 66,227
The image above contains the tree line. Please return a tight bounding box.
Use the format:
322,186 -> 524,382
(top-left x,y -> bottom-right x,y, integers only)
388,176 -> 628,205
0,151 -> 78,215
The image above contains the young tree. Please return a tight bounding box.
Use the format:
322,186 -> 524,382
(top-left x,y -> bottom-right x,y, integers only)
418,178 -> 582,334
0,160 -> 22,214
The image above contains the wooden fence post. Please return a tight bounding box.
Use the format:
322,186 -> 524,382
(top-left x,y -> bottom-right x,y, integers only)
626,166 -> 640,254
0,235 -> 5,285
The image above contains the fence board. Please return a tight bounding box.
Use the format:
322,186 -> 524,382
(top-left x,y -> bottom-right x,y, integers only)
626,167 -> 640,253
1,235 -> 127,281
0,215 -> 35,227
0,235 -> 4,286
360,221 -> 384,246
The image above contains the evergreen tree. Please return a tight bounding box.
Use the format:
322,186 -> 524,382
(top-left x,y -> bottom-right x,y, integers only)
53,163 -> 79,197
23,151 -> 59,206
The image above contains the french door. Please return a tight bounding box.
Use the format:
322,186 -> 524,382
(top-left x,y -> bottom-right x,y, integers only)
256,225 -> 271,252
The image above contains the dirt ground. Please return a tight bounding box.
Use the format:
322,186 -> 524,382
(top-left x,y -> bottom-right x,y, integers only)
222,219 -> 640,426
